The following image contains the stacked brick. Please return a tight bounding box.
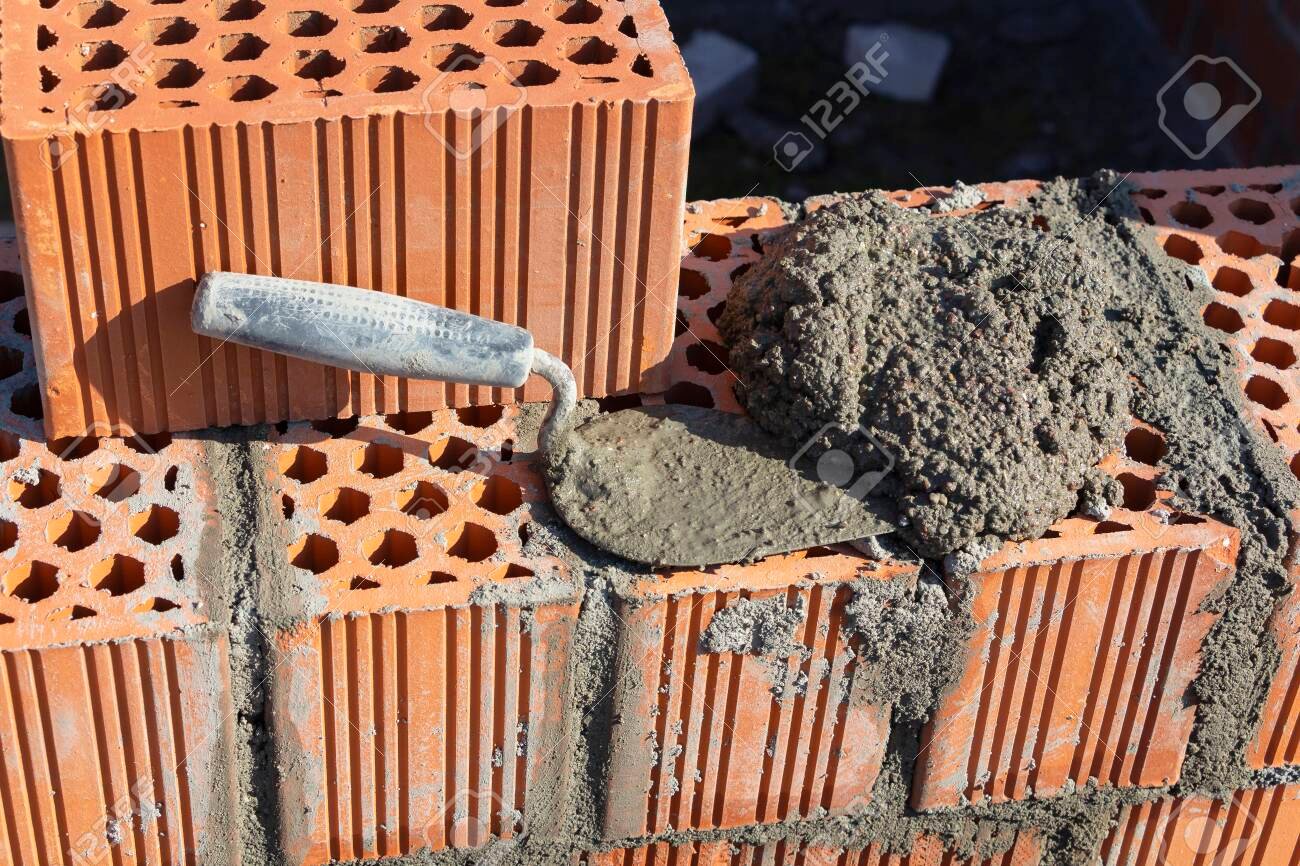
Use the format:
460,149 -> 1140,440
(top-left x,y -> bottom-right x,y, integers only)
1,0 -> 694,437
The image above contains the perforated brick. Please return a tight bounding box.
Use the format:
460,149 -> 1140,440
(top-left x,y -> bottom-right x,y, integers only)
265,406 -> 580,865
0,239 -> 236,866
3,0 -> 693,437
912,421 -> 1239,810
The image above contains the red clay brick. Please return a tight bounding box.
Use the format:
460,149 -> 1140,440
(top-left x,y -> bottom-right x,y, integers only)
601,552 -> 920,839
0,239 -> 237,865
2,0 -> 693,437
265,407 -> 580,865
1247,511 -> 1300,769
912,423 -> 1240,810
1099,784 -> 1300,866
578,829 -> 1042,866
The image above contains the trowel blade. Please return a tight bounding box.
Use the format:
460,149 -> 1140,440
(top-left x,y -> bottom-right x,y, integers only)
547,405 -> 896,568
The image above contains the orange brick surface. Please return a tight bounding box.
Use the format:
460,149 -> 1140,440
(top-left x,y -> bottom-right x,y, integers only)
266,407 -> 581,865
3,0 -> 693,437
0,239 -> 237,865
1100,784 -> 1300,866
1128,166 -> 1300,769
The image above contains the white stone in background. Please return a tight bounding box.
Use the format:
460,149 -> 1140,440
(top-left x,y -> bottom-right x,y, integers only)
681,29 -> 760,138
844,22 -> 951,103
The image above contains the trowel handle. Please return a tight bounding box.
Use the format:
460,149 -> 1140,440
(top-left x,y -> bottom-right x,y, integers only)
192,272 -> 535,389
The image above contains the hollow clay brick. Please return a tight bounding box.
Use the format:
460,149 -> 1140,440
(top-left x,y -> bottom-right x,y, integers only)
1099,784 -> 1300,866
578,829 -> 1041,866
2,0 -> 694,438
0,239 -> 238,865
1247,511 -> 1300,769
911,423 -> 1240,810
601,552 -> 920,840
265,407 -> 581,865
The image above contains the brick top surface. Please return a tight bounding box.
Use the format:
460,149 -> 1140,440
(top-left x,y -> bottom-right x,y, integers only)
0,0 -> 691,138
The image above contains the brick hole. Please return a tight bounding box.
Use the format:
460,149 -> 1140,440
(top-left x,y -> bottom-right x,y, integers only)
124,431 -> 171,454
550,0 -> 600,23
486,0 -> 524,5
38,25 -> 59,50
11,383 -> 43,420
1139,208 -> 1155,225
692,233 -> 731,261
0,614 -> 11,626
156,58 -> 204,88
1278,265 -> 1299,291
567,36 -> 617,64
1250,184 -> 1283,194
1292,453 -> 1300,481
91,555 -> 145,596
10,468 -> 60,508
165,555 -> 182,583
447,522 -> 497,561
0,346 -> 23,381
674,311 -> 688,337
1230,198 -> 1275,225
91,463 -> 140,500
474,475 -> 523,515
1263,299 -> 1300,330
686,340 -> 729,375
354,0 -> 399,11
581,75 -> 618,84
281,445 -> 329,483
350,576 -> 380,590
706,300 -> 727,325
1136,188 -> 1167,199
491,19 -> 544,47
619,14 -> 637,37
74,0 -> 127,28
665,381 -> 715,408
1283,230 -> 1300,265
284,10 -> 337,37
364,65 -> 420,92
1095,521 -> 1132,534
320,487 -> 370,524
1194,185 -> 1225,196
507,60 -> 559,86
1163,234 -> 1203,265
496,563 -> 534,579
456,405 -> 504,428
1212,266 -> 1253,297
40,67 -> 62,94
731,262 -> 753,282
216,32 -> 268,61
365,528 -> 418,567
1173,513 -> 1205,525
218,74 -> 277,102
135,597 -> 179,613
0,271 -> 23,302
631,54 -> 653,77
596,393 -> 642,412
1219,231 -> 1271,259
4,562 -> 60,603
1246,375 -> 1289,411
141,16 -> 197,45
76,40 -> 128,71
210,0 -> 264,22
48,510 -> 101,551
14,309 -> 30,336
1203,301 -> 1244,333
1041,528 -> 1061,539
385,410 -> 433,434
1116,473 -> 1157,511
355,24 -> 412,53
679,268 -> 709,300
131,504 -> 179,544
0,432 -> 17,463
50,605 -> 98,621
281,494 -> 294,519
164,465 -> 178,491
428,571 -> 457,585
398,480 -> 449,518
290,48 -> 346,80
1170,201 -> 1212,229
0,519 -> 15,553
311,416 -> 359,437
1124,427 -> 1166,465
289,533 -> 339,573
1252,337 -> 1296,370
423,4 -> 472,30
355,442 -> 404,478
431,436 -> 477,471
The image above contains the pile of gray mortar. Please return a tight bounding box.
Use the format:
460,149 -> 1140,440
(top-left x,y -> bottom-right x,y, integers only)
719,191 -> 1132,559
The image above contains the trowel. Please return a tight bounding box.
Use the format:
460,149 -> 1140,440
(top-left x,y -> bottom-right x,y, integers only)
192,273 -> 895,567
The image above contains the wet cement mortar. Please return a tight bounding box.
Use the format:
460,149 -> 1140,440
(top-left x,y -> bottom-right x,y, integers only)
175,173 -> 1299,866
